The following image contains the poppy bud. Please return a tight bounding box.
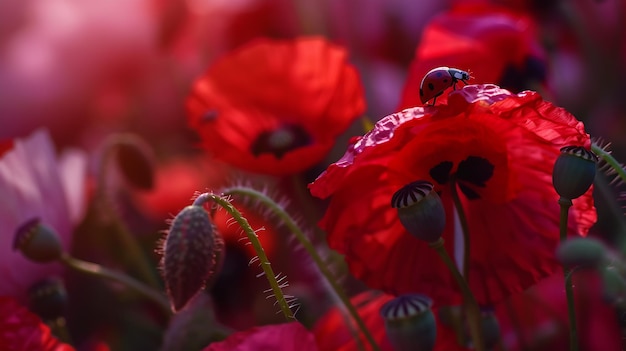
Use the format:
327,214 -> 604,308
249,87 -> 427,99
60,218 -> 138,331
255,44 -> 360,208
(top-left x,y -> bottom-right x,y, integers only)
476,309 -> 501,350
552,146 -> 597,200
391,181 -> 445,243
113,134 -> 156,190
161,205 -> 224,312
28,277 -> 68,321
380,294 -> 436,351
556,237 -> 607,268
13,218 -> 64,263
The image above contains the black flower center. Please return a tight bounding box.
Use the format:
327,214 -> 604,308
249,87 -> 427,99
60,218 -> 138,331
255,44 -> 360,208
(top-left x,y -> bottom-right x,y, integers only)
429,156 -> 494,199
499,56 -> 547,93
250,124 -> 312,159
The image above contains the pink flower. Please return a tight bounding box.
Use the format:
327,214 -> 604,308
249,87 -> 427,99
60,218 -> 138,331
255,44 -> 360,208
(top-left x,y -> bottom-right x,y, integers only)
0,129 -> 87,299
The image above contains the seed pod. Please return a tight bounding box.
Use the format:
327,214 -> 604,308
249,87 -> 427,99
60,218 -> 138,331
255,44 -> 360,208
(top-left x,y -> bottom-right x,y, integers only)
391,181 -> 445,243
13,218 -> 63,263
552,146 -> 597,200
380,294 -> 436,351
28,277 -> 68,321
556,237 -> 607,268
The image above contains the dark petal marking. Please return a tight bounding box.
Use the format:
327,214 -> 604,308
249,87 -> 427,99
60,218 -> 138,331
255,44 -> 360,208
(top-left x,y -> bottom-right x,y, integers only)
391,181 -> 434,208
456,156 -> 494,187
458,181 -> 481,200
429,161 -> 454,185
250,124 -> 312,159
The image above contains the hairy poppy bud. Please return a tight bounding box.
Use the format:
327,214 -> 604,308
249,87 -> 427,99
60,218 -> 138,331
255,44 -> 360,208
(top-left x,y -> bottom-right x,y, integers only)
552,146 -> 597,200
28,277 -> 68,321
556,237 -> 607,268
391,181 -> 445,243
380,294 -> 436,351
13,218 -> 63,263
161,206 -> 224,312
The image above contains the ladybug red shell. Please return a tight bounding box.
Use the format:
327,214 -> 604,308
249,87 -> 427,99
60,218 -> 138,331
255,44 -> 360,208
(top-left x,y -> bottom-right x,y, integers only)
419,67 -> 470,105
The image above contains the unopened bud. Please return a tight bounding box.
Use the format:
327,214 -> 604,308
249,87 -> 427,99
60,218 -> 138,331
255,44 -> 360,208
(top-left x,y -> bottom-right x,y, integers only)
391,181 -> 445,243
161,206 -> 224,312
380,294 -> 436,351
552,146 -> 597,200
13,218 -> 63,263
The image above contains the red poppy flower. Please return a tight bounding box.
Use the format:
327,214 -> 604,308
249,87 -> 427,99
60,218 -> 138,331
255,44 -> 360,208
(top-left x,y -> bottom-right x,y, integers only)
309,84 -> 596,305
201,322 -> 318,351
187,36 -> 366,176
0,296 -> 74,351
399,4 -> 546,109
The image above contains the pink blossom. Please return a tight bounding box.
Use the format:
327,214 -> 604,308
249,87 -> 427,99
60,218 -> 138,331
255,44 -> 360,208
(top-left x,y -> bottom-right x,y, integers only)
0,129 -> 87,299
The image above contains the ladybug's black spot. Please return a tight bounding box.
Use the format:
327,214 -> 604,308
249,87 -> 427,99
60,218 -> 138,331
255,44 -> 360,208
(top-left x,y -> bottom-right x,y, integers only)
250,124 -> 312,159
428,83 -> 435,91
430,161 -> 453,184
435,72 -> 444,77
428,156 -> 494,199
499,56 -> 547,92
442,79 -> 448,83
419,88 -> 424,97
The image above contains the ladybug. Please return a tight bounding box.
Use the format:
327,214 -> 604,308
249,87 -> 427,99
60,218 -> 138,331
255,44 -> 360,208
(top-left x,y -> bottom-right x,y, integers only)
419,67 -> 471,105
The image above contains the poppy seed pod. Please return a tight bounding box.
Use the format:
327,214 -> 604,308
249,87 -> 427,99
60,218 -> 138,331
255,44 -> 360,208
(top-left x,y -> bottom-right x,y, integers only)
13,218 -> 64,263
28,277 -> 68,321
380,294 -> 436,351
161,205 -> 224,312
391,181 -> 445,243
556,237 -> 607,268
552,146 -> 597,200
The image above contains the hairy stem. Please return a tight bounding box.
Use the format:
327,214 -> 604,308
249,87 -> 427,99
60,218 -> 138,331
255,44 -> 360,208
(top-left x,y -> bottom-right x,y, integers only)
222,186 -> 381,351
194,193 -> 295,320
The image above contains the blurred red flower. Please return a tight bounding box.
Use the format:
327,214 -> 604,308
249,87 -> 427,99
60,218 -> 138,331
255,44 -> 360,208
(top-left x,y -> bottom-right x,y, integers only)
187,36 -> 366,176
399,3 -> 546,109
202,322 -> 318,351
309,84 -> 596,305
0,297 -> 74,351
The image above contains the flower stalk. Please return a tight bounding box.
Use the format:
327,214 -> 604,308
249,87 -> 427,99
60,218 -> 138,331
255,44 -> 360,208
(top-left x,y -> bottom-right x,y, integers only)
193,193 -> 295,320
429,238 -> 485,351
559,197 -> 579,351
59,254 -> 171,315
222,186 -> 381,351
450,178 -> 471,279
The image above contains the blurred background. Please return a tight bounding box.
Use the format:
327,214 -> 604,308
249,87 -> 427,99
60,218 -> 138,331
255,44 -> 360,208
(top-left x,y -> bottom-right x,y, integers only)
1,0 -> 625,350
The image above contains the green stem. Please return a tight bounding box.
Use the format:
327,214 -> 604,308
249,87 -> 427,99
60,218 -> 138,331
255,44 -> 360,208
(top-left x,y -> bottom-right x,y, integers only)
450,179 -> 471,280
559,197 -> 579,351
429,238 -> 485,351
59,254 -> 171,315
591,142 -> 626,186
194,193 -> 295,320
97,137 -> 160,288
222,186 -> 381,351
